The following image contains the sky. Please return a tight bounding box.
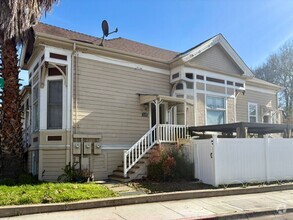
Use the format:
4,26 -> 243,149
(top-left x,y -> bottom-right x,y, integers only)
20,0 -> 293,85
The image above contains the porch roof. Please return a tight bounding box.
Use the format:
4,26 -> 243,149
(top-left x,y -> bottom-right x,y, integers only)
138,94 -> 193,106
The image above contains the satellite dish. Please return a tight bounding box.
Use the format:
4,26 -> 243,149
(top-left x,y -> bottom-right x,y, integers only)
99,20 -> 118,46
102,20 -> 109,37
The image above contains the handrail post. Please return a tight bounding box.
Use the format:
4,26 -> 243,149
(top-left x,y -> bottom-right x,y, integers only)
123,150 -> 127,177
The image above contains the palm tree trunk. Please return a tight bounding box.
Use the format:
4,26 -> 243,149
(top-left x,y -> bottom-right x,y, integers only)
0,38 -> 24,179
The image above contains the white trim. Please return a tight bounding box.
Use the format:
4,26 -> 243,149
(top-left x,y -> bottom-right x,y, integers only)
101,145 -> 131,150
205,95 -> 227,125
195,90 -> 232,98
246,85 -> 277,95
178,35 -> 254,78
40,76 -> 66,130
39,145 -> 70,149
78,52 -> 170,75
248,102 -> 258,123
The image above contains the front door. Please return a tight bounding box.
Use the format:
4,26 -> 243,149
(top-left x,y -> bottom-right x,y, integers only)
150,102 -> 167,127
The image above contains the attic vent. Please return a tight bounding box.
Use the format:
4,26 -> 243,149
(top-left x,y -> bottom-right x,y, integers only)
47,136 -> 62,141
49,53 -> 67,61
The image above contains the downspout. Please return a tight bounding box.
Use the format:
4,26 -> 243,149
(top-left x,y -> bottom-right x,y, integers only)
70,43 -> 77,166
234,91 -> 239,122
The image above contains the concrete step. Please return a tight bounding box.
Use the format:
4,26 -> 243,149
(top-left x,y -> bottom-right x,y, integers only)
117,165 -> 140,172
108,174 -> 130,183
113,169 -> 134,177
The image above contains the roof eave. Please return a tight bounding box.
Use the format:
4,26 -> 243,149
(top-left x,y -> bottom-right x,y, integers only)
170,34 -> 254,78
35,31 -> 171,66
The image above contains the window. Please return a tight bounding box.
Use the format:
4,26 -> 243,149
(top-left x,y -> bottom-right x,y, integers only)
172,72 -> 179,79
47,80 -> 63,129
196,75 -> 204,80
206,96 -> 225,125
186,82 -> 193,89
176,83 -> 183,90
185,73 -> 193,79
248,103 -> 258,122
32,84 -> 39,131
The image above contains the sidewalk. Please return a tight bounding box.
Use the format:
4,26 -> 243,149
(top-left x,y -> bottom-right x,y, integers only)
2,189 -> 293,219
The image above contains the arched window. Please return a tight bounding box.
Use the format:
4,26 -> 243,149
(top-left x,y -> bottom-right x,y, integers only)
176,83 -> 183,90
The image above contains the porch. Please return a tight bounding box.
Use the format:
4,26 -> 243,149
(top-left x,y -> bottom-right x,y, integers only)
107,95 -> 193,181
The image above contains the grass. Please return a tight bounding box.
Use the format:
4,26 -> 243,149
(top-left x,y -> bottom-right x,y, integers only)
0,182 -> 117,206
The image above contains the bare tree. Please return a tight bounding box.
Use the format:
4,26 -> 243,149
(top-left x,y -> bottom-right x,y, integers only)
254,39 -> 293,118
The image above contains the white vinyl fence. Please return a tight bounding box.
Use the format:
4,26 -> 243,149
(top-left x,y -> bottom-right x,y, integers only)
193,136 -> 293,187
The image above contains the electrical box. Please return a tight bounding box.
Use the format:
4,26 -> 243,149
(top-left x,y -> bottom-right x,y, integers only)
73,142 -> 81,155
83,142 -> 92,155
93,142 -> 102,154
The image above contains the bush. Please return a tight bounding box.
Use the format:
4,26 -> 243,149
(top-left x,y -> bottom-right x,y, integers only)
17,173 -> 39,184
147,144 -> 193,181
57,162 -> 94,183
0,178 -> 16,186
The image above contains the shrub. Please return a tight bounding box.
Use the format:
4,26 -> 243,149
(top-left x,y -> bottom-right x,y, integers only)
147,144 -> 193,181
17,173 -> 39,184
0,178 -> 16,186
57,162 -> 94,183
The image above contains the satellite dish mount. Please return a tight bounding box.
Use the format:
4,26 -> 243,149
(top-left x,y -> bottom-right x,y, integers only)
99,20 -> 118,46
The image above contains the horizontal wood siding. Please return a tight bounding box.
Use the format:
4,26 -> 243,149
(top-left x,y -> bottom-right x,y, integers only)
190,44 -> 243,76
74,57 -> 170,145
92,150 -> 123,179
236,89 -> 277,122
227,98 -> 234,123
197,94 -> 205,126
41,149 -> 66,182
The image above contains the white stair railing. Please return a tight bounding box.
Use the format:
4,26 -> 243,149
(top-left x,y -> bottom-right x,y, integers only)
124,125 -> 157,177
123,124 -> 188,178
158,124 -> 187,143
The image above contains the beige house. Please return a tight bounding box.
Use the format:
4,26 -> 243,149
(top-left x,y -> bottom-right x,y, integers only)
21,23 -> 281,181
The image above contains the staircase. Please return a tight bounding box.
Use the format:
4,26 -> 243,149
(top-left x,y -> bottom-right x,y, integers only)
109,124 -> 188,182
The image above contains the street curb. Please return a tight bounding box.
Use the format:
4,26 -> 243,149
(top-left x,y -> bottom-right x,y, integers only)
1,183 -> 293,217
216,207 -> 293,219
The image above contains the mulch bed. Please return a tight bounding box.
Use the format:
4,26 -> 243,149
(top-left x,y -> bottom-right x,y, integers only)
127,179 -> 215,194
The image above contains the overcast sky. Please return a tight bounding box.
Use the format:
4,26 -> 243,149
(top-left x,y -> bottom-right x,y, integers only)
20,0 -> 293,85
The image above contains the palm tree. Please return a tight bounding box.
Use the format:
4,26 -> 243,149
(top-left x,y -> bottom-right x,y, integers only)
0,0 -> 58,179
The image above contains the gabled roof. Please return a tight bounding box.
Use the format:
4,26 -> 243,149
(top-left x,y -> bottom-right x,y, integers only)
173,34 -> 254,78
34,23 -> 179,62
32,23 -> 255,79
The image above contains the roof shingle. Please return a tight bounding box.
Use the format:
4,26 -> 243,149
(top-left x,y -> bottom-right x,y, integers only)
34,23 -> 179,62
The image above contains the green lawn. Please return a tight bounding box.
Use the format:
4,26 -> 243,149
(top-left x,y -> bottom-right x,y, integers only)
0,183 -> 117,206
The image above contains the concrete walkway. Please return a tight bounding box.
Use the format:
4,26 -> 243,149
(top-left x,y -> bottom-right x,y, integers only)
2,189 -> 293,219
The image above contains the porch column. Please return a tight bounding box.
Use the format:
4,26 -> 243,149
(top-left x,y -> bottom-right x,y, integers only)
184,101 -> 187,125
153,99 -> 162,142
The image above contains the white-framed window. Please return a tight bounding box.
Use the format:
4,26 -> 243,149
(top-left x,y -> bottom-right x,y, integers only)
47,80 -> 63,129
206,96 -> 226,125
248,102 -> 258,122
32,84 -> 39,131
